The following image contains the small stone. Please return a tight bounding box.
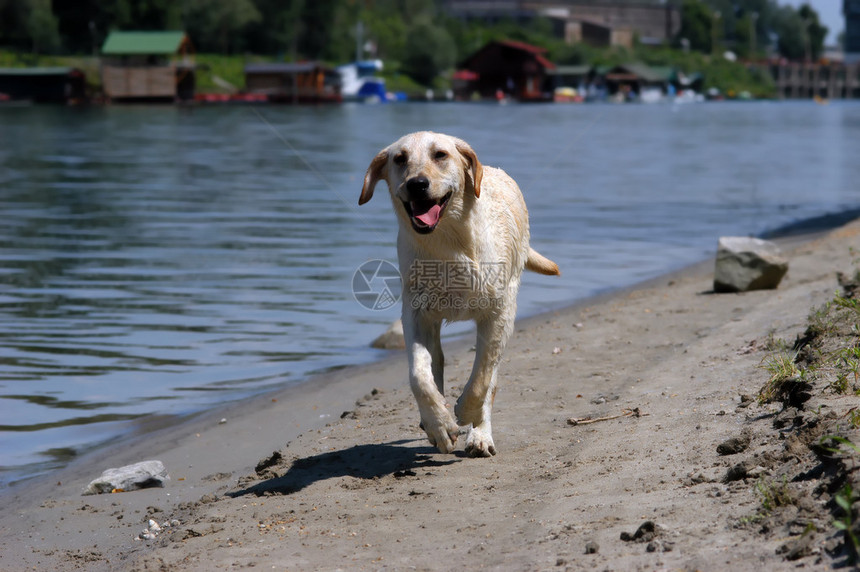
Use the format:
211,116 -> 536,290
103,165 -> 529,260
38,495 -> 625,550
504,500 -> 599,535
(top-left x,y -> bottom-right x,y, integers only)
620,521 -> 659,543
647,539 -> 674,552
584,540 -> 599,554
371,319 -> 405,350
723,462 -> 750,482
778,533 -> 815,560
717,434 -> 751,456
83,460 -> 169,495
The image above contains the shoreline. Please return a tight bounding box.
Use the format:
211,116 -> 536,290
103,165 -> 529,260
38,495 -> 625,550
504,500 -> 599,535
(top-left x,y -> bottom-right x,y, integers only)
0,235 -> 717,497
1,207 -> 853,496
2,217 -> 860,570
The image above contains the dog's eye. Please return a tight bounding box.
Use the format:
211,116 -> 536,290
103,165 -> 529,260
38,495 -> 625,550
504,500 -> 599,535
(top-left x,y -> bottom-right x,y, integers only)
394,153 -> 407,166
434,151 -> 448,160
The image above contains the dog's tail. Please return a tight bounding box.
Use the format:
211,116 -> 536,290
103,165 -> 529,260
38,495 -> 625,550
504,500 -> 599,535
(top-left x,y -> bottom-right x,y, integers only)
525,248 -> 560,276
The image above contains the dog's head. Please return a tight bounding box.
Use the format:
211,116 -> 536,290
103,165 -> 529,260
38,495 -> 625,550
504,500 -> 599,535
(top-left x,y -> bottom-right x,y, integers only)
359,131 -> 483,235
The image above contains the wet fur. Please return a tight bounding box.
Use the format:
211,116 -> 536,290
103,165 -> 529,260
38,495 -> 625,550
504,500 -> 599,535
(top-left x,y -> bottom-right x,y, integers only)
361,131 -> 559,457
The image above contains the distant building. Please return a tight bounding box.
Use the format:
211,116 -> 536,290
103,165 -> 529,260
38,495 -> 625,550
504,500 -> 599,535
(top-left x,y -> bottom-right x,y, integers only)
455,40 -> 555,101
0,67 -> 86,103
847,0 -> 860,63
444,1 -> 680,47
101,31 -> 195,101
603,63 -> 673,95
244,63 -> 342,103
546,64 -> 593,90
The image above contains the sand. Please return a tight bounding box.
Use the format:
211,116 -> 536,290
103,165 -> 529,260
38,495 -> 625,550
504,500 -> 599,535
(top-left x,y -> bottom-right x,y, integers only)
2,220 -> 859,571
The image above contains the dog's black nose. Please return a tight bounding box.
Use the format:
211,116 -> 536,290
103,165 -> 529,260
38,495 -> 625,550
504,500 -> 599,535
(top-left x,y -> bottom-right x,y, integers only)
406,176 -> 430,195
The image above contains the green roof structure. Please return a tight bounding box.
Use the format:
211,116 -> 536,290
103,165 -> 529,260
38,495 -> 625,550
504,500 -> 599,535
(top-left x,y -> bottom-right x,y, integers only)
101,31 -> 188,56
548,65 -> 593,76
618,63 -> 674,83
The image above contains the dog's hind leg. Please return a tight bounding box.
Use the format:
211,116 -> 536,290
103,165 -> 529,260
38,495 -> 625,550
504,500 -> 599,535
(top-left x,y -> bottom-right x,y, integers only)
404,311 -> 458,453
455,308 -> 515,457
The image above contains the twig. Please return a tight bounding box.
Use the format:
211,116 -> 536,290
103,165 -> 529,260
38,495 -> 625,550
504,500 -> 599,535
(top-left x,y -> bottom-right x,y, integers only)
567,407 -> 648,426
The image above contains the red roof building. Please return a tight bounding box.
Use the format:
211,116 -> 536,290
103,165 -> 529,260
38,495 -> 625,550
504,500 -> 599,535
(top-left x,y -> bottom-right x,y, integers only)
455,40 -> 555,102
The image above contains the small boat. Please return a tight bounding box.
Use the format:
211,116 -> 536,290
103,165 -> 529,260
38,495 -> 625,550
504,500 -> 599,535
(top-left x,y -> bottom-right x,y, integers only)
338,60 -> 389,103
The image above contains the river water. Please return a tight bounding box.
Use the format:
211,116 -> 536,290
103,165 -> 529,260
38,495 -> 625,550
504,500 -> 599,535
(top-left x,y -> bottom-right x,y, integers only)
1,101 -> 858,487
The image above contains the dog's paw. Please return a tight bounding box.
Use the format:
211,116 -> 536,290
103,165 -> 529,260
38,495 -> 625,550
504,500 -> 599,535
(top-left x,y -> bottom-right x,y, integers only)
465,426 -> 496,457
422,413 -> 459,454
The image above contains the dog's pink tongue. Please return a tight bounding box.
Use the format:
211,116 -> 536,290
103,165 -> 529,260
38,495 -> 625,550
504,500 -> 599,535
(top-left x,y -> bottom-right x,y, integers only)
413,203 -> 442,227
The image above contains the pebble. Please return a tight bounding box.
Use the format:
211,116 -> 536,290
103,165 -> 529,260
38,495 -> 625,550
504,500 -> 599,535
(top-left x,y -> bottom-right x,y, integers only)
717,434 -> 751,456
136,516 -> 180,541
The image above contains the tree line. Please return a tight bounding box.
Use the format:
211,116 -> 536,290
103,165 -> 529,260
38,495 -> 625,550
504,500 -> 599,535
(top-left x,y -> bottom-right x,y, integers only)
679,0 -> 829,61
0,0 -> 831,86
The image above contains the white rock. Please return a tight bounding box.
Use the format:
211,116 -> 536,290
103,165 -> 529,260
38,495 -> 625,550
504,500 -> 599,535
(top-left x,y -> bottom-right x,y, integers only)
370,319 -> 405,350
714,237 -> 788,293
83,460 -> 169,495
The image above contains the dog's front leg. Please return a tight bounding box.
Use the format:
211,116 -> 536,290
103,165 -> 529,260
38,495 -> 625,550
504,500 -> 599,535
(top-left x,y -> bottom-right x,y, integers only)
404,310 -> 458,453
455,311 -> 514,457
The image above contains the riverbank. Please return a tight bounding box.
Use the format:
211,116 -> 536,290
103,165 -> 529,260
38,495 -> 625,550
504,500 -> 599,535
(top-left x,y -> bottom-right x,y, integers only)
0,47 -> 777,101
2,218 -> 859,570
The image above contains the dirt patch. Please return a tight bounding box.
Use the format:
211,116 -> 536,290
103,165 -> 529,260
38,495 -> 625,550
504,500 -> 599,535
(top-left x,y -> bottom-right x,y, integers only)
3,221 -> 860,571
731,266 -> 860,567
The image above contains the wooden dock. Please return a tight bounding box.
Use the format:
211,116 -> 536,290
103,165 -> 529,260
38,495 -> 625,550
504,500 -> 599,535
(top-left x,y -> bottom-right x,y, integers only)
765,61 -> 860,100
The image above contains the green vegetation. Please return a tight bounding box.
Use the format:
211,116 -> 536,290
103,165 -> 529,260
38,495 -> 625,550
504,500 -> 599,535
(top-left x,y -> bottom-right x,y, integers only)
755,476 -> 794,513
761,280 -> 860,403
194,53 -> 270,92
758,351 -> 801,404
834,482 -> 860,560
739,476 -> 796,526
0,50 -> 101,91
756,259 -> 860,563
820,437 -> 860,561
0,0 -> 827,96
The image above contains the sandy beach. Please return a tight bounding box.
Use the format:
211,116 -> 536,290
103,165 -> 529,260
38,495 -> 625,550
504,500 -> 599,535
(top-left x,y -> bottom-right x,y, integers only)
2,219 -> 860,571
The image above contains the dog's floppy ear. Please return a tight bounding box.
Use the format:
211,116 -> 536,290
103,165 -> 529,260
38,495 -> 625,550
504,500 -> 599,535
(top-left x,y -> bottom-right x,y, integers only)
360,149 -> 388,205
455,139 -> 483,198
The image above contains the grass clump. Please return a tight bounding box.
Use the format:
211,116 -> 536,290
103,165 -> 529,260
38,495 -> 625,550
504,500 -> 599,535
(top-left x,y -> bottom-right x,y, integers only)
834,483 -> 860,561
739,476 -> 796,527
756,476 -> 795,513
758,351 -> 802,404
820,436 -> 860,562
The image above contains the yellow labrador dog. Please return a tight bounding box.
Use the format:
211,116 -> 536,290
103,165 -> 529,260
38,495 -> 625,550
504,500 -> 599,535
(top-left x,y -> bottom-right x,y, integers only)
360,131 -> 559,457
